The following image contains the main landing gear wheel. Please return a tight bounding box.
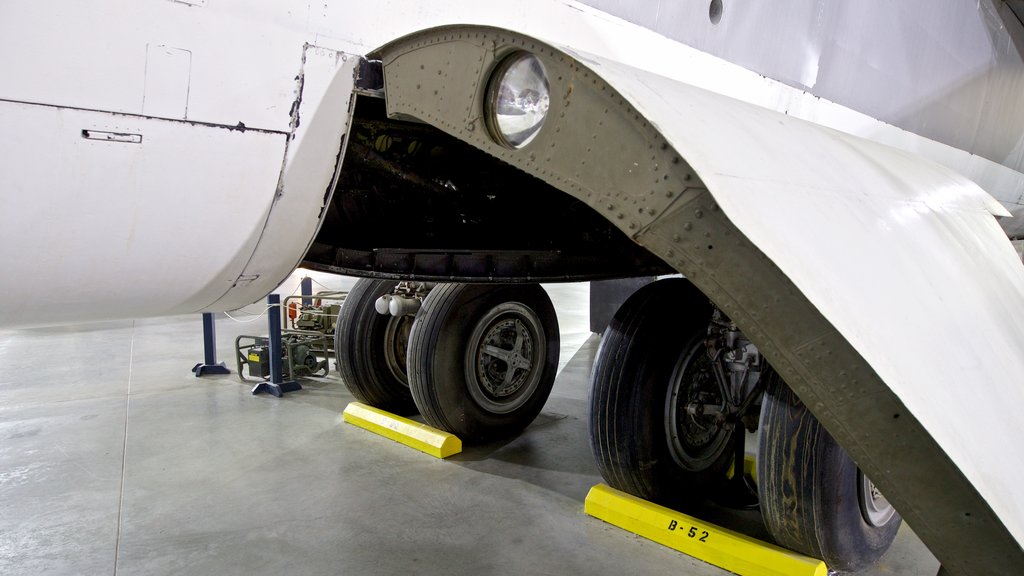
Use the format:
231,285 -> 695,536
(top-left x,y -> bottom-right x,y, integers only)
757,376 -> 901,572
407,283 -> 559,442
334,278 -> 417,415
589,278 -> 739,509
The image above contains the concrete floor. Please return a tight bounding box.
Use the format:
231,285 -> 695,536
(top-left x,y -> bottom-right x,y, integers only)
0,272 -> 940,575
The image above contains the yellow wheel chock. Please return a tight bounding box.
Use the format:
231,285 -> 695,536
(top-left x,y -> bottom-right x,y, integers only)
585,484 -> 826,576
342,402 -> 462,459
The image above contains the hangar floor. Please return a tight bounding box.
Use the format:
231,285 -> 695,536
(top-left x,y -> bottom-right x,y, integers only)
0,272 -> 940,575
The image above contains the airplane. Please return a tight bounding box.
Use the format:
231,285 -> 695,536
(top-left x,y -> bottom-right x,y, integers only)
2,1 -> 1023,574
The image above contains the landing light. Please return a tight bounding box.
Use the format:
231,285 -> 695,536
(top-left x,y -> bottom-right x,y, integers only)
485,52 -> 550,149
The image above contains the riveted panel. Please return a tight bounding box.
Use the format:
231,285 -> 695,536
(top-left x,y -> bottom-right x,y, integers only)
379,29 -> 700,242
375,26 -> 1024,574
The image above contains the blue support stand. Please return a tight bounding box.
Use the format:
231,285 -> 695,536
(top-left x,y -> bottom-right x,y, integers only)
301,276 -> 313,306
192,312 -> 231,377
252,293 -> 301,397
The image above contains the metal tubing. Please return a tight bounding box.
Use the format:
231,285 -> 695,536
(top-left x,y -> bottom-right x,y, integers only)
283,291 -> 347,309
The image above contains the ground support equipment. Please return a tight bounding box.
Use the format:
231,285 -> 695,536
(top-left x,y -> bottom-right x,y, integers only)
191,312 -> 231,377
250,294 -> 302,397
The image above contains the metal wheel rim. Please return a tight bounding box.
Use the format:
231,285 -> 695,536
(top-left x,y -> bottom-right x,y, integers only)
383,315 -> 412,387
664,336 -> 732,471
859,471 -> 896,527
464,301 -> 545,415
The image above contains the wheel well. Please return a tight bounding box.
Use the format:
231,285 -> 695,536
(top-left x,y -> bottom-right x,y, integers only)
301,95 -> 671,281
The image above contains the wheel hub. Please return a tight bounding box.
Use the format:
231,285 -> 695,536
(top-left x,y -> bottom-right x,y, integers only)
383,315 -> 413,386
477,317 -> 534,397
465,302 -> 545,414
665,337 -> 731,471
859,471 -> 897,527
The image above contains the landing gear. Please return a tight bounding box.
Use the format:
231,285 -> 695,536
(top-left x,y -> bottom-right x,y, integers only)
757,376 -> 901,572
337,280 -> 559,441
335,279 -> 417,415
407,283 -> 560,441
589,278 -> 743,508
589,277 -> 900,572
664,334 -> 734,476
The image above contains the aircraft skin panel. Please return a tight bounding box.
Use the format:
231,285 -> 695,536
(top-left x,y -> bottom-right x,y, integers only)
4,1 -> 1019,236
365,0 -> 1024,235
205,47 -> 358,312
0,0 -> 311,133
581,0 -> 1024,177
2,1 -> 1023,329
0,101 -> 286,326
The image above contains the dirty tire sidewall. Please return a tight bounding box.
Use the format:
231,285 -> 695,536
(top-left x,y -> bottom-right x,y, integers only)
408,283 -> 559,442
588,277 -> 737,509
757,376 -> 902,572
335,278 -> 417,415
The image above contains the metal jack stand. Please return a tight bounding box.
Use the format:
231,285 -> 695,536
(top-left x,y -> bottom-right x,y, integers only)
301,276 -> 313,306
192,312 -> 231,377
251,293 -> 302,397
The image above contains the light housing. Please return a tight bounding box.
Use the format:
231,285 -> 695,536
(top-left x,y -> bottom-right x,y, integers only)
485,52 -> 550,149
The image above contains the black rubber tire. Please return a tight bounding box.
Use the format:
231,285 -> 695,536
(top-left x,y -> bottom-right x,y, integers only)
758,376 -> 902,573
407,283 -> 559,442
334,278 -> 417,415
588,277 -> 740,509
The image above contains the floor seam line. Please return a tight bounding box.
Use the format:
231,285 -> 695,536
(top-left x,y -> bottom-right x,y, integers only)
112,321 -> 135,576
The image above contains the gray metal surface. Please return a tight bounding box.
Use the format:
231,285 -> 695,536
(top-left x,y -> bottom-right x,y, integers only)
581,0 -> 1024,175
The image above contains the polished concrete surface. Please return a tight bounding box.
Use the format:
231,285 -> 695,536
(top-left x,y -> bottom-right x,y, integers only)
0,272 -> 940,575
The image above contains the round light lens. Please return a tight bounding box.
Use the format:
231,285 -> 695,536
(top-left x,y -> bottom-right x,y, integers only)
486,53 -> 550,149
